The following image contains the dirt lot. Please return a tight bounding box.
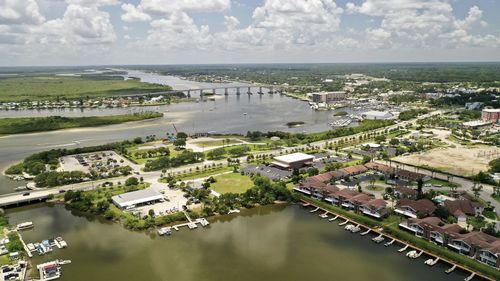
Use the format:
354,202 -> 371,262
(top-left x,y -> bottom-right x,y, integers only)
394,145 -> 500,176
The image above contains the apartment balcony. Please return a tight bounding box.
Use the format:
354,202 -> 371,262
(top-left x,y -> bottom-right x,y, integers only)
395,208 -> 417,218
293,187 -> 311,195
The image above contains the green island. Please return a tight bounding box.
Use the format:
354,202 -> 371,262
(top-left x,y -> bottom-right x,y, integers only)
0,112 -> 163,135
0,75 -> 168,102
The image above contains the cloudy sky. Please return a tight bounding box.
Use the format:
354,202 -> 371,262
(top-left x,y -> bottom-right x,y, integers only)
1,0 -> 499,66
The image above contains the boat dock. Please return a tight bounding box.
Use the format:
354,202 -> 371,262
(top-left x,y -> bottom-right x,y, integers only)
16,231 -> 33,258
160,212 -> 210,235
299,199 -> 496,281
328,215 -> 338,222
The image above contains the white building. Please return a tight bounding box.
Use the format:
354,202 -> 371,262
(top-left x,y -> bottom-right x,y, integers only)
271,153 -> 314,169
361,111 -> 394,120
112,188 -> 163,209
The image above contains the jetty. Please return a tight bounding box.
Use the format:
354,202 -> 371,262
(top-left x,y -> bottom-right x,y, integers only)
384,239 -> 395,247
338,220 -> 348,226
464,273 -> 475,281
17,231 -> 33,258
360,228 -> 371,236
328,215 -> 338,222
372,235 -> 385,244
398,244 -> 409,253
319,212 -> 329,219
309,207 -> 319,213
445,265 -> 457,274
163,214 -> 210,234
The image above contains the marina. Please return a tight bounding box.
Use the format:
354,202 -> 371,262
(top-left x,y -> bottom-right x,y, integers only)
299,199 -> 496,281
5,203 -> 473,281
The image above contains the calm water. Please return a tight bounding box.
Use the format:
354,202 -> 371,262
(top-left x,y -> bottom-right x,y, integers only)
6,204 -> 468,281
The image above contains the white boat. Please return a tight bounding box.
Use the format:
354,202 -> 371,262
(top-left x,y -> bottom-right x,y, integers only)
228,209 -> 240,214
188,223 -> 197,230
406,250 -> 418,259
16,221 -> 33,230
319,213 -> 328,219
350,226 -> 361,233
372,236 -> 385,243
424,259 -> 434,265
55,237 -> 68,248
14,186 -> 27,192
56,259 -> 72,265
344,224 -> 354,231
157,227 -> 172,236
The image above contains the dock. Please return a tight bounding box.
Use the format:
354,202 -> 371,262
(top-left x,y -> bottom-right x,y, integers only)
328,215 -> 338,222
360,228 -> 371,236
338,220 -> 348,226
425,257 -> 440,266
163,214 -> 210,234
309,207 -> 319,213
445,265 -> 457,274
384,239 -> 395,247
17,231 -> 33,258
319,211 -> 329,219
464,273 -> 475,281
398,244 -> 409,253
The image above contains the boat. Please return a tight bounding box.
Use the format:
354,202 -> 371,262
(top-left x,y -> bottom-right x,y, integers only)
350,225 -> 361,233
55,237 -> 68,248
56,259 -> 72,265
228,209 -> 240,214
329,118 -> 352,127
157,227 -> 172,236
198,218 -> 209,227
37,261 -> 61,281
16,221 -> 33,230
14,186 -> 27,192
406,250 -> 418,259
424,259 -> 434,265
344,224 -> 354,231
187,223 -> 197,230
319,213 -> 328,219
372,236 -> 385,243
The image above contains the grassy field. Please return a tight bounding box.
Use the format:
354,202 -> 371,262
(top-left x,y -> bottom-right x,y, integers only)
191,139 -> 241,147
0,112 -> 163,135
211,173 -> 254,194
0,75 -> 168,101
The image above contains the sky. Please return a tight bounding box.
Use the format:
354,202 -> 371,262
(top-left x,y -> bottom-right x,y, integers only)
1,0 -> 500,66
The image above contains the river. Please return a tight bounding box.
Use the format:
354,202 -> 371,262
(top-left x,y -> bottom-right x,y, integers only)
6,204 -> 467,281
0,70 -> 359,194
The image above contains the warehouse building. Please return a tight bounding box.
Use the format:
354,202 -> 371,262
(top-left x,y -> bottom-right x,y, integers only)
271,153 -> 314,170
112,188 -> 164,209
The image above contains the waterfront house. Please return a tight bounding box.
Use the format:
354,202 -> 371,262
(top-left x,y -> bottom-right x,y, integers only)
398,217 -> 461,245
341,193 -> 372,210
395,198 -> 436,218
359,199 -> 389,219
447,231 -> 500,268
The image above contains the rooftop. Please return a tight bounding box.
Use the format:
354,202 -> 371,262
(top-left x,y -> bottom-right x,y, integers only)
112,188 -> 163,208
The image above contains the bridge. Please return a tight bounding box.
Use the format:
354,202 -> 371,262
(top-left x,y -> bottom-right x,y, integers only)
122,84 -> 320,98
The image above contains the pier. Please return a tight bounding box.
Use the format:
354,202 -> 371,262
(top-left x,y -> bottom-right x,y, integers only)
328,215 -> 338,222
300,199 -> 496,281
17,231 -> 33,258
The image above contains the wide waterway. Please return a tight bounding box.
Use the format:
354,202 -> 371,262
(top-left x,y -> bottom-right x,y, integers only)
6,204 -> 468,281
0,70 -> 360,194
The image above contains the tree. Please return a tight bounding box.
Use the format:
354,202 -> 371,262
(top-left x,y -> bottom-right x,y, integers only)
389,138 -> 399,146
148,209 -> 155,218
417,179 -> 424,199
176,132 -> 188,139
173,138 -> 186,149
125,177 -> 139,186
307,167 -> 319,176
489,158 -> 500,173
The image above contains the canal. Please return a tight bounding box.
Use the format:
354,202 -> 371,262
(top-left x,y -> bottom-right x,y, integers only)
6,204 -> 468,281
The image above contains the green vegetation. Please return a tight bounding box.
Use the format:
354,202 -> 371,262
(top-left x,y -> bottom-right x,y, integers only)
0,75 -> 168,102
5,233 -> 24,253
210,173 -> 254,194
398,109 -> 429,121
144,150 -> 204,171
0,112 -> 163,135
192,139 -> 240,147
489,158 -> 500,173
63,183 -> 188,230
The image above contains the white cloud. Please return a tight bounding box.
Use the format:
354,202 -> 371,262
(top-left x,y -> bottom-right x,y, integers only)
121,3 -> 151,22
0,0 -> 45,25
33,4 -> 116,45
347,0 -> 499,48
65,0 -> 119,6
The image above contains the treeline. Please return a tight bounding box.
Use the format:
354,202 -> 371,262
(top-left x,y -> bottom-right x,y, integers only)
430,92 -> 500,108
0,111 -> 163,135
399,109 -> 429,121
190,176 -> 296,216
144,150 -> 204,171
247,119 -> 394,144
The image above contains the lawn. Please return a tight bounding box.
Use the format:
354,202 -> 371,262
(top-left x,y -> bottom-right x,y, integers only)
127,142 -> 183,164
191,139 -> 241,147
426,178 -> 460,188
0,75 -> 168,102
211,173 -> 254,194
